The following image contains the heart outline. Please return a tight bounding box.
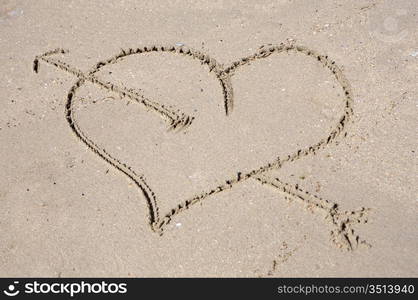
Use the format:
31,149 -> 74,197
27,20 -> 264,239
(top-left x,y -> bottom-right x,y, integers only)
34,42 -> 355,236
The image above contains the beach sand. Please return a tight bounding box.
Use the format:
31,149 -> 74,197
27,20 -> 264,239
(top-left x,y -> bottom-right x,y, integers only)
0,0 -> 417,276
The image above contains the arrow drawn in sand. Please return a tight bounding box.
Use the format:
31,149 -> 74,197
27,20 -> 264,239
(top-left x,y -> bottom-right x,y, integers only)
34,42 -> 370,251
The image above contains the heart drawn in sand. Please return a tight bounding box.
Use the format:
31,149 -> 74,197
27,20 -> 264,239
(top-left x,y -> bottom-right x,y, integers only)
33,42 -> 358,242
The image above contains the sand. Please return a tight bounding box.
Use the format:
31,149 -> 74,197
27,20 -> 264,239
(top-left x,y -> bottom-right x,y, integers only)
0,0 -> 417,277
